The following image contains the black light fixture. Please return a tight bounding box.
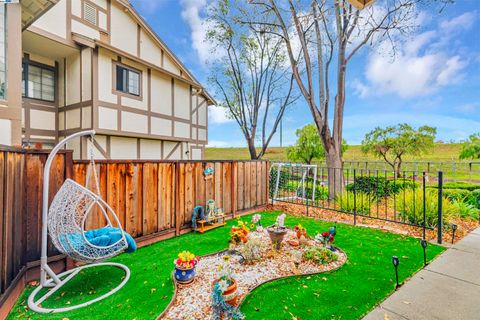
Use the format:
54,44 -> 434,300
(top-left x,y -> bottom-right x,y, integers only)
421,239 -> 428,267
451,224 -> 458,244
392,256 -> 400,289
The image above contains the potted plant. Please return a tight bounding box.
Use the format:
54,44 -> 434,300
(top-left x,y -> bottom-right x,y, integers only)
294,224 -> 307,238
266,214 -> 288,249
213,255 -> 238,305
174,251 -> 199,285
230,219 -> 250,244
252,214 -> 263,231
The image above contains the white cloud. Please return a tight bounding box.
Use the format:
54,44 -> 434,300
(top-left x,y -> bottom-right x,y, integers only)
355,11 -> 472,99
208,106 -> 234,124
179,0 -> 217,66
440,11 -> 476,31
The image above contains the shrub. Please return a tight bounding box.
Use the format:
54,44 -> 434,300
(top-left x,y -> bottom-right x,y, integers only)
452,201 -> 479,221
346,176 -> 418,199
238,237 -> 264,262
303,246 -> 338,265
396,189 -> 457,228
442,189 -> 470,203
335,191 -> 371,214
466,190 -> 480,209
302,186 -> 329,201
439,181 -> 480,191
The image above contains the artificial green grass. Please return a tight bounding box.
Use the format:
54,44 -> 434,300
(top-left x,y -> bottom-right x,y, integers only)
7,212 -> 445,320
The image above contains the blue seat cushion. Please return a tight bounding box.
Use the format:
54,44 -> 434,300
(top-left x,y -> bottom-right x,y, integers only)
84,227 -> 137,253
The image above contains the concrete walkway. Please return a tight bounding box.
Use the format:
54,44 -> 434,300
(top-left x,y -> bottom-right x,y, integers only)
364,228 -> 480,320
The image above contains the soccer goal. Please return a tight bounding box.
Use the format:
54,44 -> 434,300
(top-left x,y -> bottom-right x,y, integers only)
269,163 -> 318,203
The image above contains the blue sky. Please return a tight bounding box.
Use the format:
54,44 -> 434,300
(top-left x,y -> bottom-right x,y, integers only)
130,0 -> 480,147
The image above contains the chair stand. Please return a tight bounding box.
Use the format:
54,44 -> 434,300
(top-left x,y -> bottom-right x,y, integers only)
27,262 -> 130,313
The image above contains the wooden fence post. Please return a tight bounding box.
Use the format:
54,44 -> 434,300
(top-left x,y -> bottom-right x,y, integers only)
174,162 -> 181,236
231,162 -> 237,217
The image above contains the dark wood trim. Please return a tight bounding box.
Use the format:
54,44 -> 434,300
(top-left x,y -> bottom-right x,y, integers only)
171,78 -> 175,136
97,100 -> 190,124
165,142 -> 181,160
112,60 -> 143,101
96,41 -> 201,89
137,24 -> 141,58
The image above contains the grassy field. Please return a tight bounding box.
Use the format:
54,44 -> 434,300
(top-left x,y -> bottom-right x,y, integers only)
205,143 -> 465,161
8,212 -> 444,320
206,144 -> 480,181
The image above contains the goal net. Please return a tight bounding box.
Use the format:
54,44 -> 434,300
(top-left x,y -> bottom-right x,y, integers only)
269,163 -> 318,203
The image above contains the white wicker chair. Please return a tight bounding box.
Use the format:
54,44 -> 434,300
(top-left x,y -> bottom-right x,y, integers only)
28,130 -> 131,313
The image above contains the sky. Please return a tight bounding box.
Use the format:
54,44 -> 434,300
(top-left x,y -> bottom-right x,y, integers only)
130,0 -> 480,147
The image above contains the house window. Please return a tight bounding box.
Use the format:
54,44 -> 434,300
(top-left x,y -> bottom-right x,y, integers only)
116,64 -> 140,96
22,62 -> 55,102
0,5 -> 6,100
83,2 -> 97,26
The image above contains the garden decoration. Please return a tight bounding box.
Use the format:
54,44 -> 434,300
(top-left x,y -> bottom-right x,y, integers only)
230,219 -> 250,244
191,206 -> 206,229
204,166 -> 214,180
213,255 -> 239,305
163,228 -> 347,319
211,282 -> 245,320
194,200 -> 226,233
252,214 -> 263,231
28,130 -> 136,314
294,224 -> 307,238
174,251 -> 199,285
267,214 -> 288,249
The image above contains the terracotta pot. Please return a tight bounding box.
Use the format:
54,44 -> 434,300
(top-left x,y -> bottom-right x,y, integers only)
267,226 -> 288,249
213,278 -> 238,305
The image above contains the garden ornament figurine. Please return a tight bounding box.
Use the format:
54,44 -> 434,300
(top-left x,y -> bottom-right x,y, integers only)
192,206 -> 206,229
275,213 -> 286,227
204,166 -> 214,180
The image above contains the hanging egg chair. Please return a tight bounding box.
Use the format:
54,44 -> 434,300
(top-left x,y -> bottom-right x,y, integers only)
28,130 -> 136,313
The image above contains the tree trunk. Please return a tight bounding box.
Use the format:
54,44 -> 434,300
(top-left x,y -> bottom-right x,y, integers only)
247,138 -> 258,160
325,146 -> 343,200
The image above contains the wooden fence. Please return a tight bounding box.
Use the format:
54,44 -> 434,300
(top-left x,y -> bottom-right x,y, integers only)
72,160 -> 269,239
0,147 -> 268,315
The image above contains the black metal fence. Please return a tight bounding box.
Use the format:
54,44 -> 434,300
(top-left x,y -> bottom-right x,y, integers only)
269,163 -> 445,243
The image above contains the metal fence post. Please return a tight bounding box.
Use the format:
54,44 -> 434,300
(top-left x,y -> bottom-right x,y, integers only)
437,171 -> 443,244
422,172 -> 426,240
353,169 -> 357,225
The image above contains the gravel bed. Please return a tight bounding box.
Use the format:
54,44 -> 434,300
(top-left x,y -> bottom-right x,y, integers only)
161,229 -> 347,320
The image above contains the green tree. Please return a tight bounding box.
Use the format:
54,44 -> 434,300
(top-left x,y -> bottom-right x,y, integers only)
361,124 -> 436,177
459,133 -> 480,160
287,124 -> 347,164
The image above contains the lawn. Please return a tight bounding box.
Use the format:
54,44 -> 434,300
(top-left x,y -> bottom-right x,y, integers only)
8,211 -> 445,320
205,143 -> 464,162
205,144 -> 480,181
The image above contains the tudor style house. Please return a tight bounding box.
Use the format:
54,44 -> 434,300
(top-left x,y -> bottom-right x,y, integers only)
0,0 -> 213,160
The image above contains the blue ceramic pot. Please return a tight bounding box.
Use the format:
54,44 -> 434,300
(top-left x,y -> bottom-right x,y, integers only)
174,266 -> 196,284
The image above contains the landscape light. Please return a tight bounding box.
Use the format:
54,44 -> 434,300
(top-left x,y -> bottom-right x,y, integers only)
392,256 -> 400,289
451,224 -> 458,244
421,239 -> 428,267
